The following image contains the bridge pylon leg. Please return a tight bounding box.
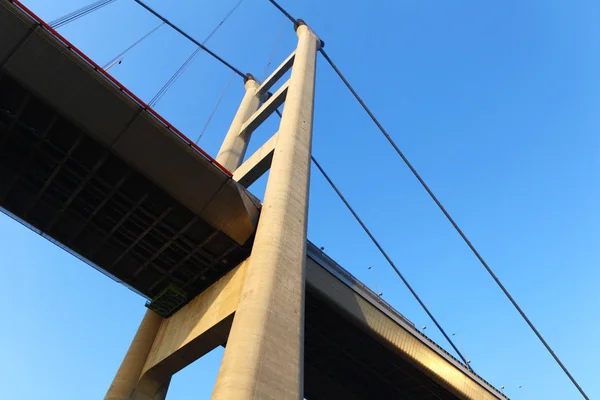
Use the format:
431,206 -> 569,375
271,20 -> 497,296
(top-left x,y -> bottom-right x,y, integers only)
216,78 -> 261,171
105,309 -> 165,399
211,22 -> 321,400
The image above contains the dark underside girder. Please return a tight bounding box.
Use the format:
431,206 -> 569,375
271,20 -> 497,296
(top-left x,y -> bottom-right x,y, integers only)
304,289 -> 459,400
0,73 -> 253,312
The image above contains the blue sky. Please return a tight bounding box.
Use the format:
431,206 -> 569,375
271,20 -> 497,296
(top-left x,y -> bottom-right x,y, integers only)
2,0 -> 599,398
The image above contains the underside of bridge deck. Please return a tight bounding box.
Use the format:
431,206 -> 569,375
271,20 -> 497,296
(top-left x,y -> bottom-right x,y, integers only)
1,2 -> 264,317
304,289 -> 459,400
0,71 -> 254,315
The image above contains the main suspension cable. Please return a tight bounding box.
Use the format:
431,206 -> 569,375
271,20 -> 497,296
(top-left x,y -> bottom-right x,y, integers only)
133,0 -> 246,78
266,0 -> 296,24
270,110 -> 470,371
50,0 -> 117,29
318,46 -> 589,400
265,0 -> 589,398
311,156 -> 473,371
147,0 -> 245,107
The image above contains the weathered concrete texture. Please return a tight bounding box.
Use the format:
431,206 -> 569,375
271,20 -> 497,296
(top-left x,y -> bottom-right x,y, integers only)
134,261 -> 248,399
105,309 -> 163,400
211,24 -> 321,400
216,79 -> 261,171
305,258 -> 501,400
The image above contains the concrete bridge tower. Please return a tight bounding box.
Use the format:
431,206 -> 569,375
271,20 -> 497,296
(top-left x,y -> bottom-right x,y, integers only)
105,20 -> 321,400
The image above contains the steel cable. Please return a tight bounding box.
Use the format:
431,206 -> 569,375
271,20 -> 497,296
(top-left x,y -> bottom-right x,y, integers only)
269,111 -> 471,371
265,1 -> 589,398
196,71 -> 236,143
50,0 -> 117,29
318,46 -> 589,400
147,0 -> 245,107
311,155 -> 473,371
133,0 -> 246,78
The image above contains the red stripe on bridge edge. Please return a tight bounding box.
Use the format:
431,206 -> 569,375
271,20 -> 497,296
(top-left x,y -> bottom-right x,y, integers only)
9,0 -> 234,178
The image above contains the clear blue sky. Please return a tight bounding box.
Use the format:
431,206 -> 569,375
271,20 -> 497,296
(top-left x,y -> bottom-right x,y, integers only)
2,0 -> 599,398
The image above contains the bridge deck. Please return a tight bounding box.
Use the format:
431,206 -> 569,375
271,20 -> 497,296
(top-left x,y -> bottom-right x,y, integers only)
0,1 -> 259,314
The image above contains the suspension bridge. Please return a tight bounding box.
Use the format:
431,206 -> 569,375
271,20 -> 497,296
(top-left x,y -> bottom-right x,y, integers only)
0,0 -> 590,399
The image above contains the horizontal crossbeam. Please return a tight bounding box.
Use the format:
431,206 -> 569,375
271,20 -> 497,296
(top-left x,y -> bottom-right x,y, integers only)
233,132 -> 278,188
257,51 -> 295,95
239,81 -> 288,137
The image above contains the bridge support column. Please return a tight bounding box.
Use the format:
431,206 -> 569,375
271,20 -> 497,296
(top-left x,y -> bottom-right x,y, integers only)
216,77 -> 261,171
211,22 -> 321,400
105,309 -> 164,400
